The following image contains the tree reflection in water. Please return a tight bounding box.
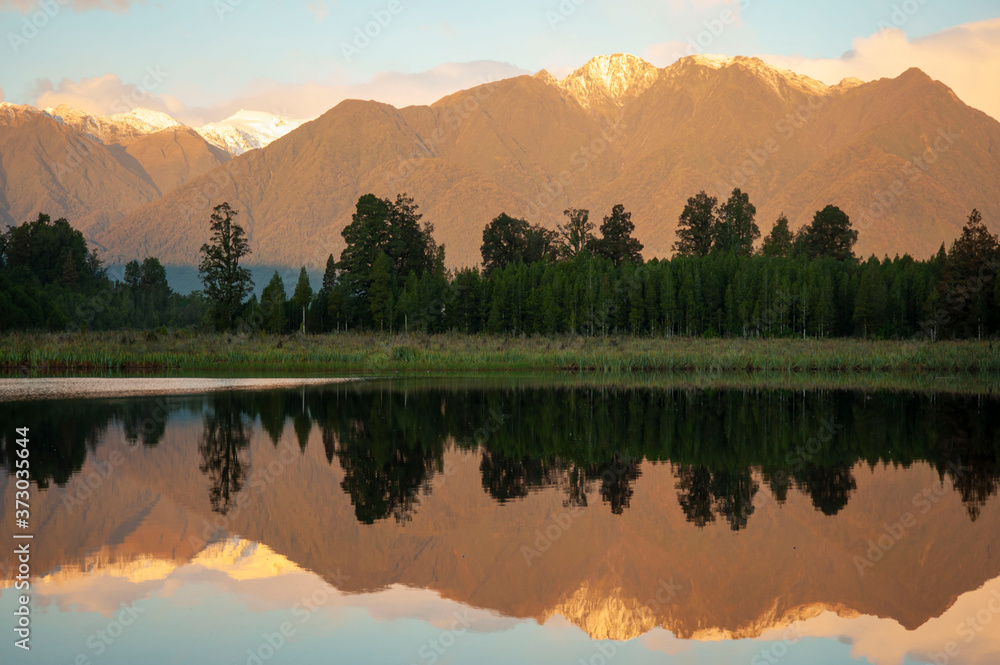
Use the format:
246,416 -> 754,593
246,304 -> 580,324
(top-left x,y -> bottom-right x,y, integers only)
2,383 -> 998,527
198,393 -> 252,515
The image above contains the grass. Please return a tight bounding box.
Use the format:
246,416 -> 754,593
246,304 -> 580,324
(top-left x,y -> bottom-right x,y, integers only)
1,331 -> 999,377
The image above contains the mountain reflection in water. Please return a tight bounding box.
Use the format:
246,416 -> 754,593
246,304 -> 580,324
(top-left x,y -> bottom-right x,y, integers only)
1,378 -> 998,665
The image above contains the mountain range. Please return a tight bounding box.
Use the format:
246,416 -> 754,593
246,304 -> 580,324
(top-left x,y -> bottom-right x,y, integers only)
1,53 -> 999,270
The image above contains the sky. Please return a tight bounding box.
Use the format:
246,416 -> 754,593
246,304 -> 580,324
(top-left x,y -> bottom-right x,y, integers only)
1,0 -> 999,125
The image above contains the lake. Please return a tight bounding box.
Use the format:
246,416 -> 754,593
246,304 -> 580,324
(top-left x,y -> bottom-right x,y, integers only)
1,376 -> 999,665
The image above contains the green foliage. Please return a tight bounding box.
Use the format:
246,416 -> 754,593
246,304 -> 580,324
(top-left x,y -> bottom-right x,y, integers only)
4,200 -> 999,343
122,257 -> 172,328
369,251 -> 393,331
337,193 -> 436,327
934,209 -> 999,339
1,213 -> 99,288
480,212 -> 558,274
674,191 -> 717,257
338,193 -> 434,282
853,260 -> 887,337
713,189 -> 759,256
261,272 -> 288,334
198,202 -> 254,331
761,215 -> 794,258
795,205 -> 858,261
557,208 -> 595,258
593,204 -> 643,267
292,267 -> 313,332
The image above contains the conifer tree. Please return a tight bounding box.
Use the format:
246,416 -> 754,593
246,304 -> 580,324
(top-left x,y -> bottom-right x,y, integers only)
198,202 -> 254,331
713,189 -> 759,256
761,215 -> 794,257
369,251 -> 393,332
674,192 -> 717,257
261,272 -> 287,334
594,204 -> 643,267
292,267 -> 313,333
853,261 -> 886,337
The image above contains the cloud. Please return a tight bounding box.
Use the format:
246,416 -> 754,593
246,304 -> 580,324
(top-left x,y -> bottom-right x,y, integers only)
27,61 -> 529,126
305,0 -> 329,22
0,85 -> 5,103
33,72 -> 177,117
643,0 -> 749,66
170,60 -> 530,126
756,578 -> 1000,665
668,0 -> 744,10
0,0 -> 143,12
758,18 -> 1000,122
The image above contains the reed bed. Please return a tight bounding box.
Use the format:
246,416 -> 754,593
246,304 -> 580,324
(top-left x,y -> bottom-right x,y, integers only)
1,332 -> 998,376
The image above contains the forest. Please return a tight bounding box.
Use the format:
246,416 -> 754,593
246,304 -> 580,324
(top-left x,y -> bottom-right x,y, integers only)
0,188 -> 997,340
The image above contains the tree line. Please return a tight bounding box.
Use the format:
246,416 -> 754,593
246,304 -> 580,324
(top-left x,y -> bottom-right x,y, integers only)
1,188 -> 997,339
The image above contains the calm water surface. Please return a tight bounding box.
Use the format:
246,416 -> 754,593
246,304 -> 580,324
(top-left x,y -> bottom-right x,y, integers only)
1,377 -> 999,665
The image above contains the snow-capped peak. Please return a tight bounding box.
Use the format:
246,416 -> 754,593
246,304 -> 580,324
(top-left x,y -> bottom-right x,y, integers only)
673,54 -> 833,96
41,104 -> 183,144
110,107 -> 181,133
687,54 -> 737,69
33,102 -> 303,155
555,53 -> 660,110
196,110 -> 305,156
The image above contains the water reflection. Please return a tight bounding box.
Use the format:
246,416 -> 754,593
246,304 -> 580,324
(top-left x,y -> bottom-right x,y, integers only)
676,465 -> 760,529
1,378 -> 1000,664
198,393 -> 253,515
4,383 -> 997,525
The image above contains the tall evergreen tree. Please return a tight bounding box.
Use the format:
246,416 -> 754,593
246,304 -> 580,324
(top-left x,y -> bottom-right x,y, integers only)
337,193 -> 436,328
674,192 -> 717,257
853,260 -> 886,337
481,213 -> 531,274
796,205 -> 858,260
321,254 -> 337,294
198,202 -> 254,331
292,267 -> 313,333
139,258 -> 170,313
369,251 -> 393,332
261,272 -> 287,334
713,189 -> 759,255
61,251 -> 79,288
480,214 -> 557,273
386,193 -> 435,277
557,208 -> 595,258
593,204 -> 643,267
938,209 -> 999,338
761,215 -> 794,258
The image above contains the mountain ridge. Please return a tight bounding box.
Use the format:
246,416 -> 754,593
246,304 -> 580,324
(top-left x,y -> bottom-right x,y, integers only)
3,53 -> 999,268
37,103 -> 303,156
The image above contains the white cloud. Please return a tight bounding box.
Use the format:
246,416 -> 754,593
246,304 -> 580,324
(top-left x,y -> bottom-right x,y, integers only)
668,0 -> 744,10
0,0 -> 143,12
756,578 -> 1000,665
170,60 -> 529,126
643,0 -> 749,66
27,61 -> 529,126
758,18 -> 1000,122
33,72 -> 173,116
305,0 -> 329,22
